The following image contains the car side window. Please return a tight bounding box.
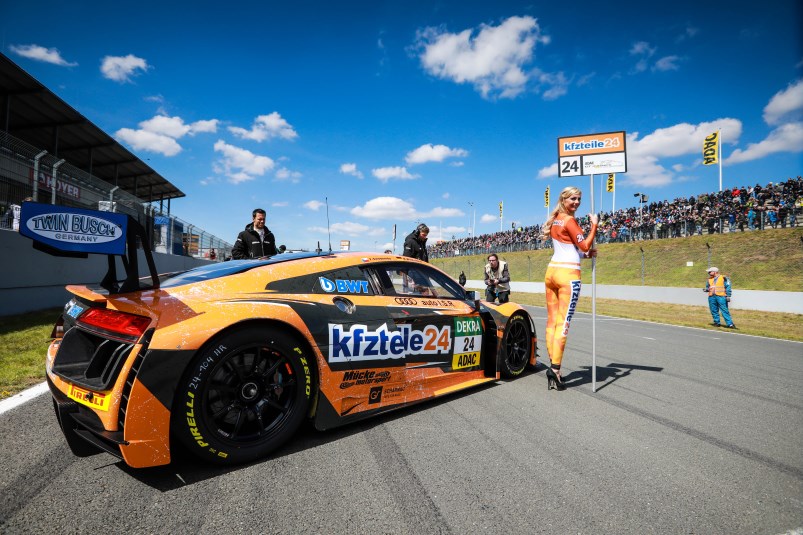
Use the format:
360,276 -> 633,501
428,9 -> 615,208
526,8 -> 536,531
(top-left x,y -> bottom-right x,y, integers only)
380,264 -> 464,299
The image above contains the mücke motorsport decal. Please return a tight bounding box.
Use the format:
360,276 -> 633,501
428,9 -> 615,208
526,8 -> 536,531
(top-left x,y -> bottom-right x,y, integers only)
340,370 -> 391,389
452,317 -> 483,370
19,202 -> 127,255
319,276 -> 369,294
328,323 -> 451,363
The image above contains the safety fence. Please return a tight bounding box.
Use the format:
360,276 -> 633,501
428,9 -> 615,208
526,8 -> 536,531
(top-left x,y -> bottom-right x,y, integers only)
0,131 -> 231,260
430,209 -> 802,258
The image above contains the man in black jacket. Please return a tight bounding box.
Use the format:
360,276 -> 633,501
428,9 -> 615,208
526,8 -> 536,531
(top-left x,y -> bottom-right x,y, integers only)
402,223 -> 429,262
232,208 -> 278,259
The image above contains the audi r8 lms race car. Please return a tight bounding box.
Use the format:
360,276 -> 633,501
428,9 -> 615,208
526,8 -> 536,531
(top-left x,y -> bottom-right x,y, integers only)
45,251 -> 537,468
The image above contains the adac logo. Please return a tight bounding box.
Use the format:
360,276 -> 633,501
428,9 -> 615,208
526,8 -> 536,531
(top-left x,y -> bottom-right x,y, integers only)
319,276 -> 369,294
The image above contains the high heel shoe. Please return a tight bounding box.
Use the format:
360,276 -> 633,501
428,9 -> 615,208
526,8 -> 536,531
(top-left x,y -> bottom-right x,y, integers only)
546,368 -> 566,391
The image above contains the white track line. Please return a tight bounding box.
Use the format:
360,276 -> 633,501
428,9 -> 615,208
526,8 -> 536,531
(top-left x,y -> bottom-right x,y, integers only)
0,382 -> 48,416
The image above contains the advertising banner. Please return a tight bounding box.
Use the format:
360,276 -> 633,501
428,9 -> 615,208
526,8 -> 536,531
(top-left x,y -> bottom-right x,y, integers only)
557,131 -> 627,177
19,202 -> 128,255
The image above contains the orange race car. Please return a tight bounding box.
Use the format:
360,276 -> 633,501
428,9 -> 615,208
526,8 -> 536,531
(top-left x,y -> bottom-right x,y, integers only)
46,251 -> 537,468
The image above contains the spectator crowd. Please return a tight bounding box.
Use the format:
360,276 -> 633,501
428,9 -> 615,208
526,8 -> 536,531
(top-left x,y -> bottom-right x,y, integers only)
428,176 -> 803,258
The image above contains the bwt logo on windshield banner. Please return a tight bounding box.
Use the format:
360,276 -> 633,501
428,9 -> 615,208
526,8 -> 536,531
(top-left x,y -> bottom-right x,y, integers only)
19,202 -> 128,255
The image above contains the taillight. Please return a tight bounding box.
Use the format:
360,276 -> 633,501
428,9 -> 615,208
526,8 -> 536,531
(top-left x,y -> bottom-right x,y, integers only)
77,308 -> 151,342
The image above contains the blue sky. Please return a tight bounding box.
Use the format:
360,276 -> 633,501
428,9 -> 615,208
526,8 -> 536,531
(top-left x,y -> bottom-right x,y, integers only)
2,1 -> 802,251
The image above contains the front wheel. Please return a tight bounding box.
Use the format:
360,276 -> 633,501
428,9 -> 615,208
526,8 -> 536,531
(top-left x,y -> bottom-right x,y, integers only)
499,315 -> 532,378
172,326 -> 313,465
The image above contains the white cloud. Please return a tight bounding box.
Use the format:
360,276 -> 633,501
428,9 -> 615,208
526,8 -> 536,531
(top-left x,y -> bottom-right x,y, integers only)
726,122 -> 803,164
213,140 -> 275,184
9,44 -> 77,66
427,207 -> 464,218
537,162 -> 558,178
114,128 -> 182,156
653,55 -> 682,72
429,225 -> 467,237
115,115 -> 217,156
416,15 -> 550,99
101,54 -> 149,82
536,69 -> 569,100
189,119 -> 219,134
350,196 -> 463,221
351,197 -> 419,220
630,41 -> 656,57
304,200 -> 325,211
272,201 -> 289,207
275,167 -> 302,182
676,25 -> 699,42
405,143 -> 469,165
371,166 -> 419,182
442,192 -> 450,199
763,79 -> 803,125
340,162 -> 364,179
228,112 -> 298,142
309,222 -> 386,237
480,214 -> 497,223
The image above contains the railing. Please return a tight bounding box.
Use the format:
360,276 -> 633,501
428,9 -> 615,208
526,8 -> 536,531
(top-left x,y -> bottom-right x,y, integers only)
429,209 -> 801,259
0,130 -> 231,260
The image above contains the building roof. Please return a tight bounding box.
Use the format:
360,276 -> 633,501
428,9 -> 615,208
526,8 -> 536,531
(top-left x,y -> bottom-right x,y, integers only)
0,53 -> 184,202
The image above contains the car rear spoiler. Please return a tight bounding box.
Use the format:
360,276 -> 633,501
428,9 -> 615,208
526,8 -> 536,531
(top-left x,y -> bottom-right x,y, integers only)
19,201 -> 159,294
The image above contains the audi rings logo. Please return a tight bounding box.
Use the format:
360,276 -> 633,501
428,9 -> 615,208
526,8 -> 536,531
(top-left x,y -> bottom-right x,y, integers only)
394,297 -> 418,306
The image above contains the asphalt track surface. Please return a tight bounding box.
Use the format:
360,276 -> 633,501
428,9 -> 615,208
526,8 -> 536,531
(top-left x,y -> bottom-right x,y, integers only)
1,306 -> 801,534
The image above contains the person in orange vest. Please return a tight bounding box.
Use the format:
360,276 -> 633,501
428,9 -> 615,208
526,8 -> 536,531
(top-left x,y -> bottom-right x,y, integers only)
704,267 -> 736,328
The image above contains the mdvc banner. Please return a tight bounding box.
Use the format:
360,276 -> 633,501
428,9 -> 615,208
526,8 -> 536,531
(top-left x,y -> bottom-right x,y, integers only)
19,202 -> 128,255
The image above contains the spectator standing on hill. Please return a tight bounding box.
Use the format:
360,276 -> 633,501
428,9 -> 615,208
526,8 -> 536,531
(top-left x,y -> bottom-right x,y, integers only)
704,267 -> 735,328
232,208 -> 278,259
403,223 -> 430,262
484,254 -> 510,303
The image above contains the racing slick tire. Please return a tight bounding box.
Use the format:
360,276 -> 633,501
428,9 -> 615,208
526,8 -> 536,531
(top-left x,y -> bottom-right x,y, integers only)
172,326 -> 313,465
499,314 -> 532,379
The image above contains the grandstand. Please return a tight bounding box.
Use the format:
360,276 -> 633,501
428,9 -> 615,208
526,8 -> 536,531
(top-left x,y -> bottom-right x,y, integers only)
429,177 -> 803,258
0,52 -> 231,259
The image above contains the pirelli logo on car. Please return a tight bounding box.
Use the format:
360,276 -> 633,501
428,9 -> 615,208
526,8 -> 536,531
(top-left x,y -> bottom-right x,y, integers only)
67,384 -> 110,412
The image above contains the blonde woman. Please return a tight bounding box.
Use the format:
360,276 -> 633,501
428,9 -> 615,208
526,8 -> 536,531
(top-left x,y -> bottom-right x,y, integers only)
542,186 -> 598,390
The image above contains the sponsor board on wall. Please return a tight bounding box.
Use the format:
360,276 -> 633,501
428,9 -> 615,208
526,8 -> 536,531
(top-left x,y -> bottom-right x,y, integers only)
19,202 -> 128,255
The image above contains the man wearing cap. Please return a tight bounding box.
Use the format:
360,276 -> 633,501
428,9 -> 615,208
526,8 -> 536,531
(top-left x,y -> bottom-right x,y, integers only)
704,267 -> 736,328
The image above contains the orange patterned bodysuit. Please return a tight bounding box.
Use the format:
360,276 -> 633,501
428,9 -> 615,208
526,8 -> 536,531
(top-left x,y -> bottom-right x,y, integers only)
544,213 -> 596,369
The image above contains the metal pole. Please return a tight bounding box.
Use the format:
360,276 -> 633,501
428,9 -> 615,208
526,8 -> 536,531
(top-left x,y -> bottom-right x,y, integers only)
590,174 -> 597,393
640,247 -> 645,285
527,256 -> 531,281
51,159 -> 66,204
31,150 -> 47,202
706,242 -> 711,268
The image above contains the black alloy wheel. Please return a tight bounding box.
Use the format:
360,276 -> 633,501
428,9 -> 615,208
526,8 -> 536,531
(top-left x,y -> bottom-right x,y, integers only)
499,315 -> 531,378
173,326 -> 312,465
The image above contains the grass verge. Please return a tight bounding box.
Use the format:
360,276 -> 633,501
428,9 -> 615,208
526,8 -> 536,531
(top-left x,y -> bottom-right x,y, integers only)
507,293 -> 803,341
1,300 -> 801,400
0,308 -> 60,400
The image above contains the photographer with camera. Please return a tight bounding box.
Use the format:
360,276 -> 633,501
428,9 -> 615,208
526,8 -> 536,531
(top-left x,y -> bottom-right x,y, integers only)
484,253 -> 510,304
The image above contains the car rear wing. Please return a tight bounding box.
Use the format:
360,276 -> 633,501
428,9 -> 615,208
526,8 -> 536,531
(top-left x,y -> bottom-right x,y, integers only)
18,201 -> 159,294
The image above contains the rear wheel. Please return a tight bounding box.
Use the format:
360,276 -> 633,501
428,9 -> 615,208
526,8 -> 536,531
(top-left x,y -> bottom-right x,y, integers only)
172,326 -> 313,465
499,315 -> 531,378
